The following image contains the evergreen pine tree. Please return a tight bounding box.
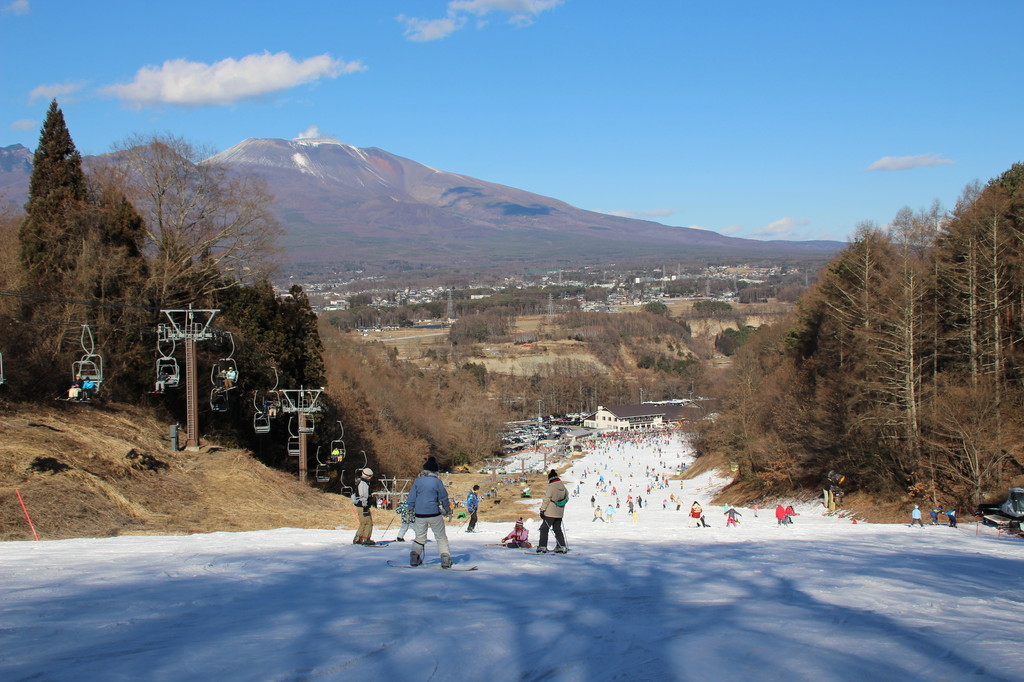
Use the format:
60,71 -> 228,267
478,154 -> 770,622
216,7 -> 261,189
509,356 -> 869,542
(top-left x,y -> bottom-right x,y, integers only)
19,100 -> 88,289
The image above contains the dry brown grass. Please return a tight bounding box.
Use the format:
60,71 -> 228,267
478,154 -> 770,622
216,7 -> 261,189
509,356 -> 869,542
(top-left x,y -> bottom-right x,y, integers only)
0,402 -> 351,541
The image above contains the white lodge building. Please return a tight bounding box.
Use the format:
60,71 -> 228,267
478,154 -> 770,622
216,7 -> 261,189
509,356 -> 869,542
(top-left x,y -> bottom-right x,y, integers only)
584,403 -> 692,431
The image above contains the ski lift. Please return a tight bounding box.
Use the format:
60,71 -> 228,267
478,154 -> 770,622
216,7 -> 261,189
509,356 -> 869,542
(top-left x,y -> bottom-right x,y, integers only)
211,387 -> 230,412
0,351 -> 5,385
211,332 -> 237,390
155,335 -> 180,388
328,421 -> 346,463
253,410 -> 271,434
263,367 -> 282,418
156,357 -> 180,389
313,448 -> 330,482
72,324 -> 104,386
252,393 -> 271,433
298,413 -> 316,435
286,417 -> 300,456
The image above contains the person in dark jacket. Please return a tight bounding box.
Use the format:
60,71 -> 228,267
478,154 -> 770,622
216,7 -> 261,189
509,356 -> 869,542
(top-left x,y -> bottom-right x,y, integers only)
406,456 -> 453,568
536,469 -> 569,554
466,485 -> 480,532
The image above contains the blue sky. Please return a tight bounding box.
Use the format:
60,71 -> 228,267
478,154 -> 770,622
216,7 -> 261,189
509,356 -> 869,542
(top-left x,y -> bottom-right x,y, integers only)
3,1 -> 1022,242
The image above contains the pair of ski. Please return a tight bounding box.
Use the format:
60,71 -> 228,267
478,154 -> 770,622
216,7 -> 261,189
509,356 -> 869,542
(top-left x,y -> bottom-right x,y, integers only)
387,560 -> 478,571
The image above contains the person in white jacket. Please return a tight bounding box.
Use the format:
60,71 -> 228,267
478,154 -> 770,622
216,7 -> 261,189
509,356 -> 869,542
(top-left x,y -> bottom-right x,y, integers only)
353,468 -> 375,545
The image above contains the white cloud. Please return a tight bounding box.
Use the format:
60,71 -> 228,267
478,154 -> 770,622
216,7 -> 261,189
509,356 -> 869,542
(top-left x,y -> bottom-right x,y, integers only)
451,0 -> 563,22
2,0 -> 30,16
11,118 -> 36,130
399,0 -> 561,41
101,52 -> 366,108
866,153 -> 954,171
719,225 -> 743,235
753,217 -> 810,238
296,125 -> 323,139
398,14 -> 466,42
28,82 -> 84,103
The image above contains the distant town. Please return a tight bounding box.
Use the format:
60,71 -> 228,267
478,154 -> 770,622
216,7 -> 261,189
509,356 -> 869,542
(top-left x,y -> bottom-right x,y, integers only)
280,261 -> 814,317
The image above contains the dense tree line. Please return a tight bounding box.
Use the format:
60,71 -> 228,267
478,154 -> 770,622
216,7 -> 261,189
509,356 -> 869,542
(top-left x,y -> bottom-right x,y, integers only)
697,167 -> 1024,509
0,102 -> 325,472
319,325 -> 504,477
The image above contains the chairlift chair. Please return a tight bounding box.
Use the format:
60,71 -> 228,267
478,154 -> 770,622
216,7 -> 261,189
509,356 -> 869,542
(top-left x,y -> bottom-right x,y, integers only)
156,357 -> 180,388
298,415 -> 315,435
328,440 -> 346,464
212,359 -> 238,390
73,355 -> 103,384
74,324 -> 104,385
252,393 -> 272,433
210,388 -> 230,412
313,447 -> 330,482
287,436 -> 301,456
253,411 -> 271,434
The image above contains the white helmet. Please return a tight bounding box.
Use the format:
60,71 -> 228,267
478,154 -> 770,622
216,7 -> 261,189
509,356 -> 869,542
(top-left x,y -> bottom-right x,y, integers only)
361,468 -> 373,478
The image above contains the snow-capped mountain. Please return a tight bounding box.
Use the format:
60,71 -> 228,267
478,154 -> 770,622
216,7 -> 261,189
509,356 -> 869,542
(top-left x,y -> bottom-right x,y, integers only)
2,136 -> 841,271
208,136 -> 839,269
0,144 -> 32,210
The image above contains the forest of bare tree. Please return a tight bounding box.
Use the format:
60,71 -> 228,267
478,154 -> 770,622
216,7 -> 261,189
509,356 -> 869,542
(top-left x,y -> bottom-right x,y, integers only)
697,165 -> 1024,511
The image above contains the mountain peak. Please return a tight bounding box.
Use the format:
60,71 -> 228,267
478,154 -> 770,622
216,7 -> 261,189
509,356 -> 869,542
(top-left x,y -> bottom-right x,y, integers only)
293,136 -> 351,148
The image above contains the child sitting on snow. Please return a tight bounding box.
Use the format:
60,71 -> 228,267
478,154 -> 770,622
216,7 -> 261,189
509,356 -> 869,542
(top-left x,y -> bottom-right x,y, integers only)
501,519 -> 531,548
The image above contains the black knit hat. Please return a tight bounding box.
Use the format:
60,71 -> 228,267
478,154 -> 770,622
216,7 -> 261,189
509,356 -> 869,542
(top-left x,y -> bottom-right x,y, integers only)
424,456 -> 439,472
548,469 -> 559,481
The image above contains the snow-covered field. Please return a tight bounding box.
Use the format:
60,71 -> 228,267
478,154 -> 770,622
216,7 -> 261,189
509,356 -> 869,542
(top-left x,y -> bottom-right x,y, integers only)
2,432 -> 1022,681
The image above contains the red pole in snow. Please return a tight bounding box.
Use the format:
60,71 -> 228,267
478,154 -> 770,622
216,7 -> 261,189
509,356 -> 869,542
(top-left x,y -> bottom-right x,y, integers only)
15,489 -> 40,541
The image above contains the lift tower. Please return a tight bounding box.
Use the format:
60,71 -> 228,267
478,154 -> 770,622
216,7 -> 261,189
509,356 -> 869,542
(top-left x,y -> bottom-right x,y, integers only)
279,387 -> 324,483
159,307 -> 218,449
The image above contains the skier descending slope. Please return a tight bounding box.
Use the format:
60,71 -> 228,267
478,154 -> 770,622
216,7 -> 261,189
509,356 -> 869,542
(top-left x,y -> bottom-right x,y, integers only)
406,456 -> 453,568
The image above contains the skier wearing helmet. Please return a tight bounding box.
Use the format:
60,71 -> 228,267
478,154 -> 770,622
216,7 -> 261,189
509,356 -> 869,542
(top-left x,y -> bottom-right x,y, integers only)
353,468 -> 376,545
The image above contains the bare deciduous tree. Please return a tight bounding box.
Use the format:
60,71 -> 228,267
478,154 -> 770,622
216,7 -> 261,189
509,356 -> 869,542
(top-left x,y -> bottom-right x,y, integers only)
92,133 -> 282,305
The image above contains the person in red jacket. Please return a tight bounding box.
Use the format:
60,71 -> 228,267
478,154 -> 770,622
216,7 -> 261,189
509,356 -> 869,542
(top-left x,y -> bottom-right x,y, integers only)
775,504 -> 788,527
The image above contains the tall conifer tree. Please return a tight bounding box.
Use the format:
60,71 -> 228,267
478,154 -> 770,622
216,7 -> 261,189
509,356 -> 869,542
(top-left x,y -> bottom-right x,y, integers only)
19,100 -> 88,288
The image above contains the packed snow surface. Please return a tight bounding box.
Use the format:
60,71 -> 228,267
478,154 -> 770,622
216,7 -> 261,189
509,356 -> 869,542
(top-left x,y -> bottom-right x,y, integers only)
2,432 -> 1022,681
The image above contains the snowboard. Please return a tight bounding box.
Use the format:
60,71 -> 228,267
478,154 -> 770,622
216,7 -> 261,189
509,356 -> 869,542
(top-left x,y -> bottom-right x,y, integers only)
387,560 -> 478,571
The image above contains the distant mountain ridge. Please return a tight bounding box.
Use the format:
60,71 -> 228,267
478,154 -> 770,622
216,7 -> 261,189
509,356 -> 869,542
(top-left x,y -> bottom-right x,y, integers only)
1,138 -> 843,271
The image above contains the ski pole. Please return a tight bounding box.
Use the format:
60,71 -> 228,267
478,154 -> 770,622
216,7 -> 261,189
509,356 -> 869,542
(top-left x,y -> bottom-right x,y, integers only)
379,512 -> 397,539
16,489 -> 39,541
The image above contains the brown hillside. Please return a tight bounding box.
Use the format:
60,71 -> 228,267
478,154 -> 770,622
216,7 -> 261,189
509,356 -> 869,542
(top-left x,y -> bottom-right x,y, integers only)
0,403 -> 351,541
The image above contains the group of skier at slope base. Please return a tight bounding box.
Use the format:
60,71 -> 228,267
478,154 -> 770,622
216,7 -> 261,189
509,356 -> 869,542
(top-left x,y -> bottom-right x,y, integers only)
354,457 -> 571,567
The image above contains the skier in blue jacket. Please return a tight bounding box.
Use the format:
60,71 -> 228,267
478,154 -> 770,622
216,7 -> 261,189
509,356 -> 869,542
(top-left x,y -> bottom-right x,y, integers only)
406,456 -> 453,568
466,485 -> 480,532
